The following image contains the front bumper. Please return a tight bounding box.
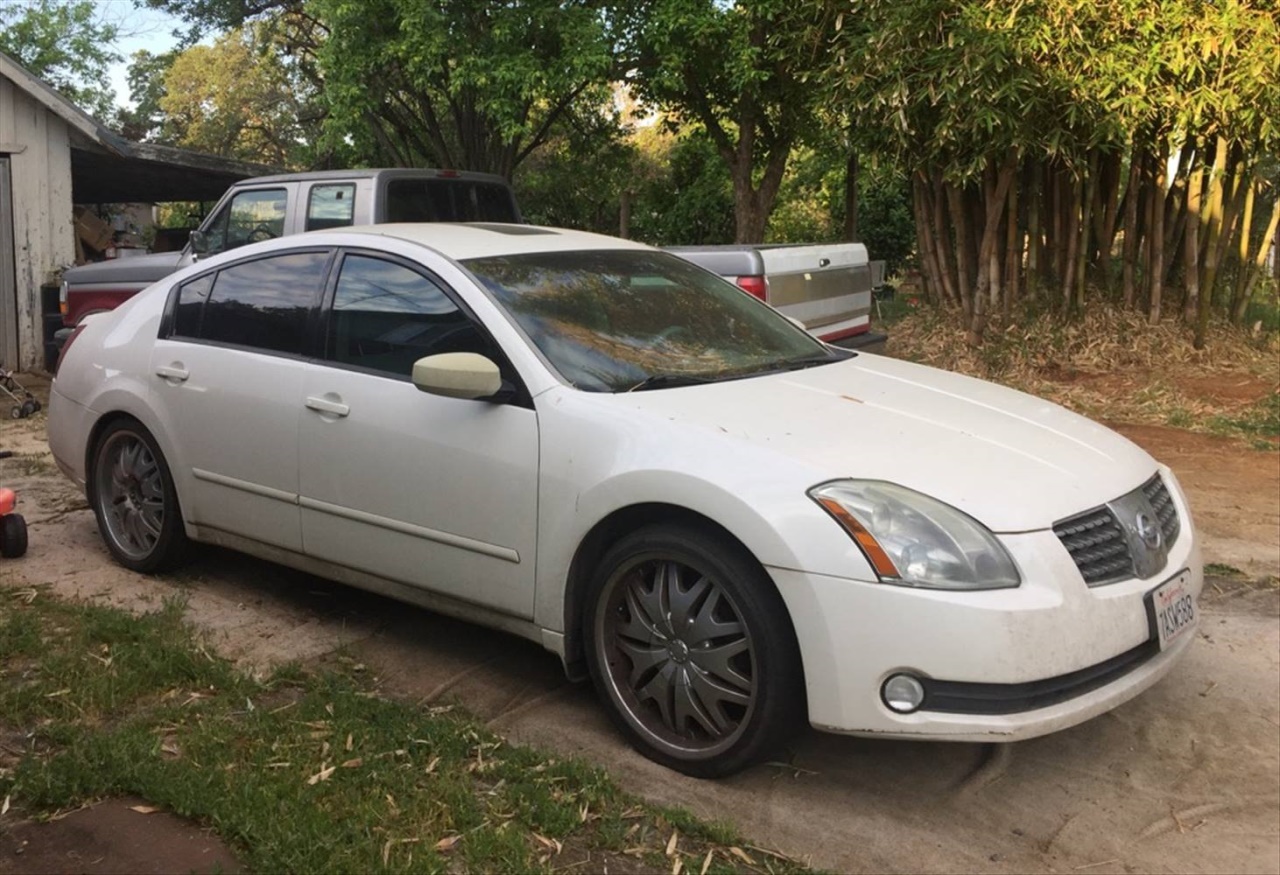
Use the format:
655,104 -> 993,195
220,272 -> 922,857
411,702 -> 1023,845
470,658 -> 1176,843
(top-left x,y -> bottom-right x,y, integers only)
768,513 -> 1202,741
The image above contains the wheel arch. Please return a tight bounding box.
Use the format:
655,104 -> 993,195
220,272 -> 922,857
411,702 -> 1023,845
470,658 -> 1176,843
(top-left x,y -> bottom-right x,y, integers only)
560,502 -> 807,710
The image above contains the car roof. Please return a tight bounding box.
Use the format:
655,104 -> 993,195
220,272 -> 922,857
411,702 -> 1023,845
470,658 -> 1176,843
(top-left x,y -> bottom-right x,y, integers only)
332,223 -> 653,261
241,168 -> 511,185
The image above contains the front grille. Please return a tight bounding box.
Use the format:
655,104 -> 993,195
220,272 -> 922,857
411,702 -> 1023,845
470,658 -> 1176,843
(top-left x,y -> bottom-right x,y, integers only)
1142,475 -> 1181,546
1053,507 -> 1134,585
1054,474 -> 1182,587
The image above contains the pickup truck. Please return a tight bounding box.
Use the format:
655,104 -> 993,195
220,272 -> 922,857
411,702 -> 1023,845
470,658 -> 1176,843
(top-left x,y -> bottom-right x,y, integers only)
58,168 -> 520,332
58,168 -> 884,351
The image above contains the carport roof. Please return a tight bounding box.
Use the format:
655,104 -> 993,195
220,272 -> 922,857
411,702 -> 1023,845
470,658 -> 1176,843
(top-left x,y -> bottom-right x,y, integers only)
0,51 -> 276,203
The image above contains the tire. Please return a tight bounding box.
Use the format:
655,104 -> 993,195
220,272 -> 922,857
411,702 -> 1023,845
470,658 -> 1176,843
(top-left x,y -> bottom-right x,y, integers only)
87,419 -> 187,572
0,513 -> 26,558
20,400 -> 36,417
9,406 -> 19,419
584,523 -> 805,777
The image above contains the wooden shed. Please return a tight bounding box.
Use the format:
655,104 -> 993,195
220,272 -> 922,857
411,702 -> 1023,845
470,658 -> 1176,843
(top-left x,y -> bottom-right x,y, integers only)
0,52 -> 270,371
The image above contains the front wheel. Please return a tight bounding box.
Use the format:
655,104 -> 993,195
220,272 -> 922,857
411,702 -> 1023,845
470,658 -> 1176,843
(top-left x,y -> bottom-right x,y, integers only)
87,419 -> 187,572
585,524 -> 805,777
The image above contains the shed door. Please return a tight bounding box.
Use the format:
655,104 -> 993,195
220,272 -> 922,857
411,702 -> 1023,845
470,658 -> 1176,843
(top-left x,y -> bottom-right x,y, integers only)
0,157 -> 15,368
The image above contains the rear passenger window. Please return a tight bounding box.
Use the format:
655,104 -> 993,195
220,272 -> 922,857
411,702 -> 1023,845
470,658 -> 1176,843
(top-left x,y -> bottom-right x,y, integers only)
199,252 -> 328,355
173,274 -> 213,338
307,184 -> 356,231
326,254 -> 488,377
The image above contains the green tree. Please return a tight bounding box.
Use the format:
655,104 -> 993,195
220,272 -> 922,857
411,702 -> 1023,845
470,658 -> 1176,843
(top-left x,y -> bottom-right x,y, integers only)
0,0 -> 120,117
159,23 -> 314,166
626,123 -> 736,246
626,0 -> 832,243
827,0 -> 1280,341
312,0 -> 617,178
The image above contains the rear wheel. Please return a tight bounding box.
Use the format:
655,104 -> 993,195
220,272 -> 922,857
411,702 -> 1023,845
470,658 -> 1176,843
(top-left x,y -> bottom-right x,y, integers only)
87,419 -> 187,572
585,523 -> 804,777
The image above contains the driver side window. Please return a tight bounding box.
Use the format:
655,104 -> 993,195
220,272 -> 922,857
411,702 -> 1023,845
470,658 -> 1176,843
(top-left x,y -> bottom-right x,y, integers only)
203,188 -> 287,255
324,254 -> 491,378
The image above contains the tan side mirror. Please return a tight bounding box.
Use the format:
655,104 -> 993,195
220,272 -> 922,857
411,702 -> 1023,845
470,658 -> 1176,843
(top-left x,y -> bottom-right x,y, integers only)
412,352 -> 503,400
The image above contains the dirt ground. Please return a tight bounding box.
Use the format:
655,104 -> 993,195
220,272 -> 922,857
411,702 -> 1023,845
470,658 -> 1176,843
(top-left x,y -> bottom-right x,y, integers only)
1,373 -> 1278,874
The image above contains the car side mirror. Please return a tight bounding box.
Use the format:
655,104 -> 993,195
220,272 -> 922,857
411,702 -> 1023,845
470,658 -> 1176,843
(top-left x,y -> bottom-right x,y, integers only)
189,229 -> 208,255
412,352 -> 505,401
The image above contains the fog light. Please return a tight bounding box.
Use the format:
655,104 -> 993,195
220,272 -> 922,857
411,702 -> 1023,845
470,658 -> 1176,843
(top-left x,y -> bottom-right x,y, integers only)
882,674 -> 925,713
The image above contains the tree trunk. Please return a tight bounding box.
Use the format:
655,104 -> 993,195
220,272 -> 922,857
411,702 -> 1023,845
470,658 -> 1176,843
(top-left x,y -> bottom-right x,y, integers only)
1076,152 -> 1098,308
1122,149 -> 1142,308
1197,136 -> 1229,343
1229,179 -> 1256,320
930,170 -> 960,307
1211,157 -> 1249,289
1183,162 -> 1203,323
1097,151 -> 1124,293
912,176 -> 943,305
947,183 -> 975,317
1233,194 -> 1280,324
1148,150 -> 1167,324
1004,175 -> 1020,318
1025,163 -> 1041,302
1061,176 -> 1080,307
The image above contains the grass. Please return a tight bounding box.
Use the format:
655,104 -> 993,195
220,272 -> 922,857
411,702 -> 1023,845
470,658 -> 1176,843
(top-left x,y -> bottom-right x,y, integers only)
1206,393 -> 1280,439
0,587 -> 808,874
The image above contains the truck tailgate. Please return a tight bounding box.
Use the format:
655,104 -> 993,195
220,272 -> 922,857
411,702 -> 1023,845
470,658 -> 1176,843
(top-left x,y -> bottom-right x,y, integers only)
761,243 -> 871,341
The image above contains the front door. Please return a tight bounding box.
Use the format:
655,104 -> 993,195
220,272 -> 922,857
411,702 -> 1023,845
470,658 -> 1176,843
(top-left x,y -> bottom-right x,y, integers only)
298,252 -> 539,618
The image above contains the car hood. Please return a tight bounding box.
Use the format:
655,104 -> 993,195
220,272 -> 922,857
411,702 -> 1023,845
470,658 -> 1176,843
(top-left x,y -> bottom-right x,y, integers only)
610,354 -> 1155,532
63,251 -> 184,285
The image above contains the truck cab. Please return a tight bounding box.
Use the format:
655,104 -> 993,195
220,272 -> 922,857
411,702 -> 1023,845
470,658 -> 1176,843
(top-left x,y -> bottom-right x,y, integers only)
58,169 -> 520,332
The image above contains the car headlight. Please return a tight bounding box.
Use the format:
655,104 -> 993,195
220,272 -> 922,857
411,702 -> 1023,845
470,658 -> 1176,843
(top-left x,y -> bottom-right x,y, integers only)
809,480 -> 1020,590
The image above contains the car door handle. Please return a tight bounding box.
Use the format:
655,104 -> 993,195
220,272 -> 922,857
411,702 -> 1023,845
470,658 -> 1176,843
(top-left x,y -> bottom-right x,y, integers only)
155,364 -> 189,382
305,396 -> 350,417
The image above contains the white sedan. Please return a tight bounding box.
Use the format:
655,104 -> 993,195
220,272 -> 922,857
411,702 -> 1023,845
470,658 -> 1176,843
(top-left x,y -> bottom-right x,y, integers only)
47,224 -> 1203,777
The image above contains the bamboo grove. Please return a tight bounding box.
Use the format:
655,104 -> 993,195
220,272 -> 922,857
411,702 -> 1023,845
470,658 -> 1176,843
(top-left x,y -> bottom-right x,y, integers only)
827,0 -> 1280,344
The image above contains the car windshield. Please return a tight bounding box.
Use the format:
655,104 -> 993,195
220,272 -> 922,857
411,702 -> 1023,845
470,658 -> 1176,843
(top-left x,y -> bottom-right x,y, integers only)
462,249 -> 846,392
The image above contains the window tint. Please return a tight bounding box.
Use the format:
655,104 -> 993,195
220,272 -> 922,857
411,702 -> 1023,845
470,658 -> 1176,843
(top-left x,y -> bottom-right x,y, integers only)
203,189 -> 287,254
385,179 -> 518,223
326,255 -> 487,377
173,274 -> 213,338
307,183 -> 356,231
201,252 -> 328,355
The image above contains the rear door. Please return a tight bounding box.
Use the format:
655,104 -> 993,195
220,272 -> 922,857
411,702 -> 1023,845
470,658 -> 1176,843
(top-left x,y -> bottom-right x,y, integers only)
297,250 -> 539,617
150,249 -> 331,551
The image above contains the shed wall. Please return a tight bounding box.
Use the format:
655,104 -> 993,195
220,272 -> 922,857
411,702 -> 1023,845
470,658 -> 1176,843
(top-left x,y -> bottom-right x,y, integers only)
0,74 -> 75,371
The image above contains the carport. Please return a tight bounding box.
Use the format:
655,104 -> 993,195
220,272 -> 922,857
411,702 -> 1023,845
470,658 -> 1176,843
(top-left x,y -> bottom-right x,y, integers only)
1,50 -> 272,371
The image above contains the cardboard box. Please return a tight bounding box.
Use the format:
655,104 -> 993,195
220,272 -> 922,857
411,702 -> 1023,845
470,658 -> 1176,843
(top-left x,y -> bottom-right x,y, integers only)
73,206 -> 114,252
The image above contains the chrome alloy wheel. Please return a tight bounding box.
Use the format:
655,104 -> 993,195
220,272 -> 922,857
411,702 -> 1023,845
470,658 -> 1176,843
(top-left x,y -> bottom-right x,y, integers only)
595,556 -> 757,759
94,430 -> 166,561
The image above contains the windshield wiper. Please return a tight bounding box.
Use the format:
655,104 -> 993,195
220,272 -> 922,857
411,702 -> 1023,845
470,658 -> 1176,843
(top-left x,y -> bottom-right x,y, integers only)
757,350 -> 853,374
625,373 -> 717,392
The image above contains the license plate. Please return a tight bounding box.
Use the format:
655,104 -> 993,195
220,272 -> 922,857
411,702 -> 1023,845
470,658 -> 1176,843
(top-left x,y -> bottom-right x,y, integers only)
1147,570 -> 1197,650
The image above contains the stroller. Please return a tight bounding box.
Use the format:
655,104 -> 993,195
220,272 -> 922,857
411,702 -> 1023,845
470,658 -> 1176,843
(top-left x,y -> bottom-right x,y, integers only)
1,365 -> 41,419
0,451 -> 27,558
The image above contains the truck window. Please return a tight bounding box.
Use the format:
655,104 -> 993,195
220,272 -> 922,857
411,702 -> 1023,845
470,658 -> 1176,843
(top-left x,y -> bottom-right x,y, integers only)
385,179 -> 518,224
307,183 -> 356,231
203,188 -> 288,255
